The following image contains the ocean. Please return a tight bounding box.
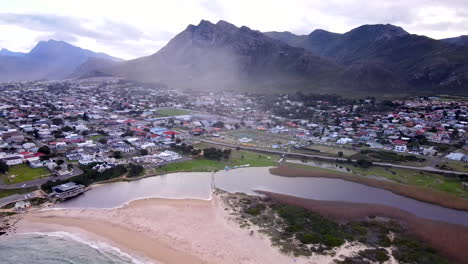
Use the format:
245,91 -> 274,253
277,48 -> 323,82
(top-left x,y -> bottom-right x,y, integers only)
0,232 -> 146,264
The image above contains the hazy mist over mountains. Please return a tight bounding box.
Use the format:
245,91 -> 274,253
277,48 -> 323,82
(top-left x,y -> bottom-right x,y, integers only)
0,40 -> 121,81
1,20 -> 468,96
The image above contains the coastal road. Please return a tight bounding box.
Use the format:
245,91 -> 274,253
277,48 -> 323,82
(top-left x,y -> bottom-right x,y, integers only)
0,165 -> 83,189
0,191 -> 41,208
200,139 -> 468,176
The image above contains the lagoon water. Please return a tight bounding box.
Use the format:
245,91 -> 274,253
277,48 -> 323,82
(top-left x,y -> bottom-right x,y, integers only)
58,167 -> 468,227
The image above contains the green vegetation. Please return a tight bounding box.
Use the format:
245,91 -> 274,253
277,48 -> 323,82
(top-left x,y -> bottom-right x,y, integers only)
127,164 -> 145,177
225,129 -> 293,147
0,160 -> 8,174
347,165 -> 468,199
286,160 -> 468,199
393,236 -> 448,264
160,146 -> 277,173
438,161 -> 468,173
155,108 -> 191,117
2,164 -> 50,184
224,193 -> 448,263
0,187 -> 37,199
298,144 -> 358,158
41,163 -> 129,192
351,149 -> 426,164
89,134 -> 104,142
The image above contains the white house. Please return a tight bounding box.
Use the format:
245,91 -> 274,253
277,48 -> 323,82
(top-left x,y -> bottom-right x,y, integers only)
394,144 -> 407,152
337,138 -> 353,144
15,200 -> 31,210
445,152 -> 464,161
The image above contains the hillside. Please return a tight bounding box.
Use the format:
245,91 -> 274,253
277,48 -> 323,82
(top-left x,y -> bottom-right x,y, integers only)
266,25 -> 468,94
0,40 -> 121,81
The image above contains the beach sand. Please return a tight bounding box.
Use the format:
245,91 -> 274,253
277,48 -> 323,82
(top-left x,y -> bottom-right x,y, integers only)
12,194 -> 376,264
13,196 -> 296,264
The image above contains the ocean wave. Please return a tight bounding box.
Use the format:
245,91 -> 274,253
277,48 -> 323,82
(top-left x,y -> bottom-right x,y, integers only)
17,231 -> 155,264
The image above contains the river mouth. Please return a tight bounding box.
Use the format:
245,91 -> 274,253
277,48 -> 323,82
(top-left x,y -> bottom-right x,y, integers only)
56,167 -> 468,227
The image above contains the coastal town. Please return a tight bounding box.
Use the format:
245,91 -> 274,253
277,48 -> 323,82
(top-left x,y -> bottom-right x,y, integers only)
0,77 -> 467,205
0,77 -> 468,263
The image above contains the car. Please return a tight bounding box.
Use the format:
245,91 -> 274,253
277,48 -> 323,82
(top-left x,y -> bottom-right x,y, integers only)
21,184 -> 27,187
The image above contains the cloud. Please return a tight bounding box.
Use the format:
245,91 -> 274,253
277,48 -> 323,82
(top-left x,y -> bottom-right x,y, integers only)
0,13 -> 143,41
0,0 -> 467,59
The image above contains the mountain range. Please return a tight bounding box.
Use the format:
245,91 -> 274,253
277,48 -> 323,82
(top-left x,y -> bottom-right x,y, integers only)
0,40 -> 121,81
2,20 -> 468,97
96,20 -> 468,96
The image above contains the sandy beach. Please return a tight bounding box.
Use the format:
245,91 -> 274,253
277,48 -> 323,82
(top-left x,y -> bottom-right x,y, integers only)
13,195 -> 296,264
9,193 -> 384,264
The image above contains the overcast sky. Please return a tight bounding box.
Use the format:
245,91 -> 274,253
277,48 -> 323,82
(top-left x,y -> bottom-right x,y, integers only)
0,0 -> 467,59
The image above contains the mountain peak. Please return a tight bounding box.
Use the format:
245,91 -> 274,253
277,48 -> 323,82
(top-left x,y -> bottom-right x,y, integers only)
346,24 -> 409,40
216,20 -> 238,31
0,48 -> 26,57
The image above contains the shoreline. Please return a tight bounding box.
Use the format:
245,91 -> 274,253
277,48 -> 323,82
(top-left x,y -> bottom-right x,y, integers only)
270,164 -> 468,212
4,189 -> 468,263
9,195 -> 309,264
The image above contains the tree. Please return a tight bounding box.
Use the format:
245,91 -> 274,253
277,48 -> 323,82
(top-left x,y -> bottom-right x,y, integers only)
113,151 -> 123,159
57,159 -> 65,165
0,160 -> 8,174
82,112 -> 89,121
33,129 -> 40,139
140,149 -> 149,156
67,164 -> 74,171
98,138 -> 108,145
451,129 -> 459,140
212,121 -> 225,128
52,118 -> 63,126
61,126 -> 73,132
338,151 -> 344,158
54,165 -> 62,171
175,138 -> 182,144
38,145 -> 51,155
356,159 -> 373,168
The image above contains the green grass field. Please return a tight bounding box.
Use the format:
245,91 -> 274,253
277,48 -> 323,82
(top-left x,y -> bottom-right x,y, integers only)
0,187 -> 37,199
298,144 -> 358,158
160,145 -> 278,173
440,161 -> 468,173
3,164 -> 50,184
89,134 -> 104,142
285,160 -> 468,198
225,129 -> 293,147
155,108 -> 191,117
342,163 -> 468,198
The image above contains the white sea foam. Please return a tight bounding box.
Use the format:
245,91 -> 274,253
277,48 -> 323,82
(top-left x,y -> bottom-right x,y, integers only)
18,231 -> 155,264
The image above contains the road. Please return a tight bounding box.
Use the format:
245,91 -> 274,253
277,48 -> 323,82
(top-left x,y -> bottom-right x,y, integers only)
0,165 -> 83,189
200,139 -> 468,176
0,191 -> 41,208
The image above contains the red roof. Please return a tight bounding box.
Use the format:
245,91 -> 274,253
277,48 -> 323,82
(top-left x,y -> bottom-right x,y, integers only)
163,131 -> 180,135
393,140 -> 407,145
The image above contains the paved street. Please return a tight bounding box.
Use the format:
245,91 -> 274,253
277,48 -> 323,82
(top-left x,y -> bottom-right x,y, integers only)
0,191 -> 41,208
0,165 -> 83,189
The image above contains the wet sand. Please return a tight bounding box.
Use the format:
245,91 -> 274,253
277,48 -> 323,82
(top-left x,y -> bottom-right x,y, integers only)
262,191 -> 468,264
271,165 -> 468,211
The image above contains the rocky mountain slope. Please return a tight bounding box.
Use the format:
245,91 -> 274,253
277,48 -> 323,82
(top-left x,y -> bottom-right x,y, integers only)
266,25 -> 468,94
